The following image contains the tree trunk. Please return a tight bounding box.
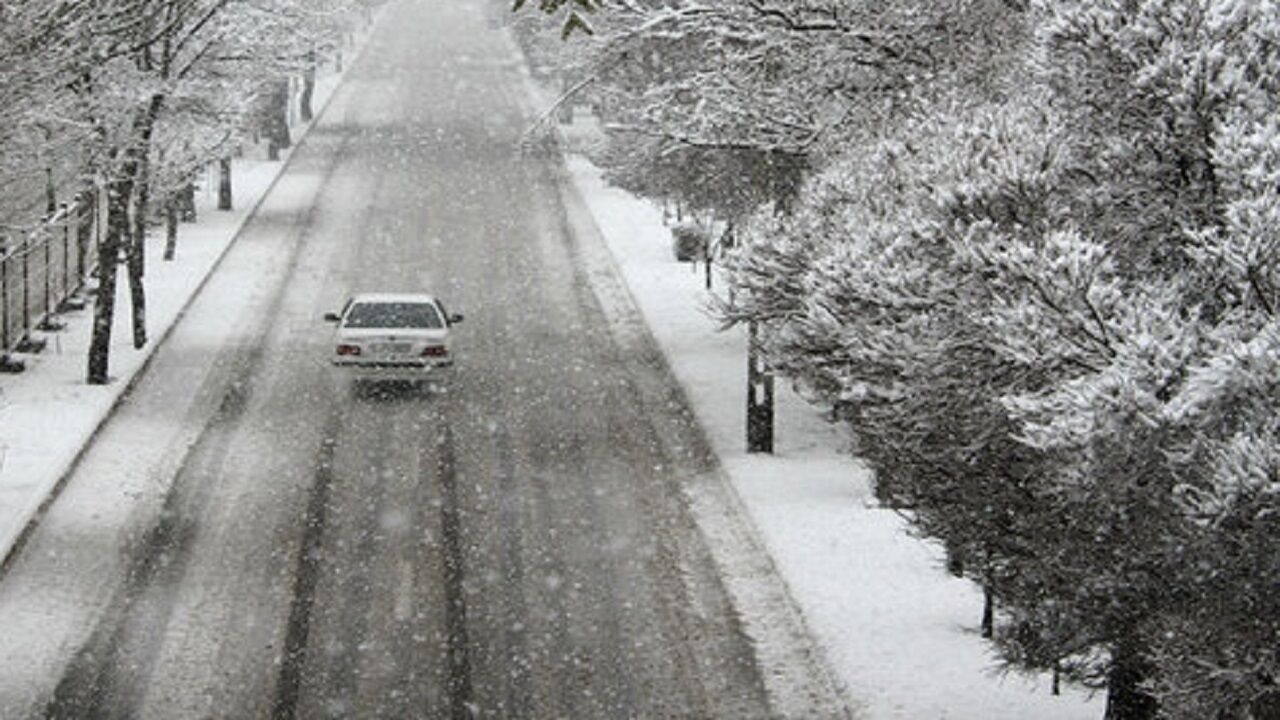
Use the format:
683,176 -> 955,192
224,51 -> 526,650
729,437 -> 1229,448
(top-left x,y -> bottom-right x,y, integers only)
945,541 -> 965,577
266,79 -> 292,161
218,157 -> 233,210
1104,640 -> 1158,720
300,52 -> 316,123
124,99 -> 164,350
746,320 -> 774,453
87,93 -> 164,379
127,255 -> 146,348
128,164 -> 150,349
164,194 -> 178,261
76,188 -> 95,288
45,167 -> 58,216
179,182 -> 196,221
87,184 -> 128,384
127,199 -> 146,349
132,172 -> 148,278
981,587 -> 994,639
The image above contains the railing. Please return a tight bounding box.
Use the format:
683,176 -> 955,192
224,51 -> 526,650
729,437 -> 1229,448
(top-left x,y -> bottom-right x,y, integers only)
0,200 -> 97,367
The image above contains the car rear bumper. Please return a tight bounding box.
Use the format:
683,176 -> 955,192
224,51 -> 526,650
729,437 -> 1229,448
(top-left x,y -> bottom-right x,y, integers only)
331,359 -> 454,382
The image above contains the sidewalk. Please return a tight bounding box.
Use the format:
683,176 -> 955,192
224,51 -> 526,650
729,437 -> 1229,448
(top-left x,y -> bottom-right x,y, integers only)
0,27 -> 372,567
551,104 -> 1104,717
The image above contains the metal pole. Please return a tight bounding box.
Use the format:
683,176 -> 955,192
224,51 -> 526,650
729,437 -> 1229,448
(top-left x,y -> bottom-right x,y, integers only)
1,247 -> 9,352
63,205 -> 71,298
21,239 -> 30,338
44,226 -> 52,321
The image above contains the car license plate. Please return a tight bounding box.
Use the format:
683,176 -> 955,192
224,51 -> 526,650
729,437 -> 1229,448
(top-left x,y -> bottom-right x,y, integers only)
371,343 -> 411,355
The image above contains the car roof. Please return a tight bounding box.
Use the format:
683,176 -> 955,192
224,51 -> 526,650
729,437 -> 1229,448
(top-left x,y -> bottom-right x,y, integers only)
347,292 -> 439,305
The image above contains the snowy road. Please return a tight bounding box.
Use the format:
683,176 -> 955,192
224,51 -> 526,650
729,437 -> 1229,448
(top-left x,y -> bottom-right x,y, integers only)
0,0 -> 822,717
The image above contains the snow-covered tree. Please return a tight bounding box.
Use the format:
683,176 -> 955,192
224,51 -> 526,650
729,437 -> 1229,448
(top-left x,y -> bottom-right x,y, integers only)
0,0 -> 370,382
0,1 -> 93,226
714,0 -> 1280,716
522,0 -> 1026,223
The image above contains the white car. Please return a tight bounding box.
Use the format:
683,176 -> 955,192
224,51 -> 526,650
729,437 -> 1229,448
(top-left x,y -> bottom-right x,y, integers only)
325,293 -> 462,384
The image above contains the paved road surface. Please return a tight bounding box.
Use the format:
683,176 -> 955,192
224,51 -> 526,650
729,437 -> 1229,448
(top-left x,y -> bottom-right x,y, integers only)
0,0 -> 841,718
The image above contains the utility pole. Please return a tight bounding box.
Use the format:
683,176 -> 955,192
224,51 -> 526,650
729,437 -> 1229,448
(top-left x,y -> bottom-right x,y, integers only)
746,320 -> 774,453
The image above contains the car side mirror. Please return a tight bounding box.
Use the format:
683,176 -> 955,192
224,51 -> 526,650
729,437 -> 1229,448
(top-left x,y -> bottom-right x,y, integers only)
448,313 -> 464,325
323,312 -> 341,323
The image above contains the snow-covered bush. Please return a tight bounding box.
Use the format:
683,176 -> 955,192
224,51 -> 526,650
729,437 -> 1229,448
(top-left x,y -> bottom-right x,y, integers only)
670,222 -> 709,262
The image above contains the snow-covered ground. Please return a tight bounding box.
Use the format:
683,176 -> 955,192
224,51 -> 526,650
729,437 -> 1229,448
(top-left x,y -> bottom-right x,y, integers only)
553,115 -> 1105,718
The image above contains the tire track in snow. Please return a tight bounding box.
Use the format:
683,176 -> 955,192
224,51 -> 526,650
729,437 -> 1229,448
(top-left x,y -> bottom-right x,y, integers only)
434,420 -> 474,720
270,407 -> 341,720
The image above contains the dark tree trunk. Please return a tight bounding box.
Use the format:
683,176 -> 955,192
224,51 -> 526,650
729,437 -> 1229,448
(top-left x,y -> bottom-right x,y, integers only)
300,52 -> 316,123
124,99 -> 163,349
164,194 -> 178,261
87,184 -> 128,384
945,541 -> 965,577
266,79 -> 292,161
179,182 -> 196,221
76,188 -> 95,288
86,93 -> 163,379
218,157 -> 233,210
981,587 -> 994,639
127,253 -> 146,348
45,167 -> 58,216
1105,640 -> 1158,720
128,159 -> 150,348
132,174 -> 148,278
127,200 -> 146,349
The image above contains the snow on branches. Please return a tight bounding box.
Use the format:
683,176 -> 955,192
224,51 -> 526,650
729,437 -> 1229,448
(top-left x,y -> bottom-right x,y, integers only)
705,0 -> 1280,715
521,0 -> 1026,222
0,0 -> 375,382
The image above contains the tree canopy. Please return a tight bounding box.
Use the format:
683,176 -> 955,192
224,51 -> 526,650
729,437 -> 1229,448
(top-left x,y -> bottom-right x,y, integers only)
0,0 -> 377,381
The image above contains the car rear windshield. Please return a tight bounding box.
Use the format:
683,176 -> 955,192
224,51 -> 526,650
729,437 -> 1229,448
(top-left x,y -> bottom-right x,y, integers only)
344,302 -> 443,329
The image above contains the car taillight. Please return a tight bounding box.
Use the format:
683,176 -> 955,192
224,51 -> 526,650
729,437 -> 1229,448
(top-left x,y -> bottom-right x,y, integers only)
336,344 -> 362,356
421,345 -> 448,358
